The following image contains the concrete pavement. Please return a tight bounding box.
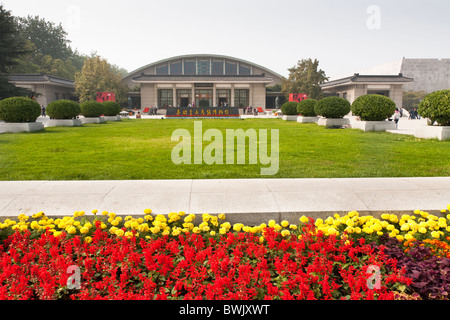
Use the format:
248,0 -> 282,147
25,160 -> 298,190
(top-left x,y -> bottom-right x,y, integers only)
0,177 -> 448,225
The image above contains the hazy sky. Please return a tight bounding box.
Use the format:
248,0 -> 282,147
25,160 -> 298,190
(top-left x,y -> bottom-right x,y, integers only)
2,0 -> 449,79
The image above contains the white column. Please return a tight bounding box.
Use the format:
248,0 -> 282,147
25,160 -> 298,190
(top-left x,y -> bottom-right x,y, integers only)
231,84 -> 235,107
213,85 -> 217,107
172,85 -> 177,107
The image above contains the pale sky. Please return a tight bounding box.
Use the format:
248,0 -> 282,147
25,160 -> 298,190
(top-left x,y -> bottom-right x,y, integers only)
2,0 -> 449,79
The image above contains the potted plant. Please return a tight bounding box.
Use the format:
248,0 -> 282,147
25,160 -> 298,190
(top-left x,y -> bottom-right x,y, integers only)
297,99 -> 319,123
414,89 -> 450,140
102,101 -> 122,121
0,97 -> 44,133
315,97 -> 351,126
281,101 -> 299,121
45,99 -> 82,127
350,94 -> 396,131
80,101 -> 105,124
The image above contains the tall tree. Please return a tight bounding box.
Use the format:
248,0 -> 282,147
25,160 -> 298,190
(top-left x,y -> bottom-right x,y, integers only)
75,55 -> 128,104
0,4 -> 31,99
282,58 -> 329,100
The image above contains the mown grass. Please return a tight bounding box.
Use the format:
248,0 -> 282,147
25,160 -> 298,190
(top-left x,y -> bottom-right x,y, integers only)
0,118 -> 448,180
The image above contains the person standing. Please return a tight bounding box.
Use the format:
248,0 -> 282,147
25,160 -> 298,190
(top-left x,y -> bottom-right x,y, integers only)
394,108 -> 400,128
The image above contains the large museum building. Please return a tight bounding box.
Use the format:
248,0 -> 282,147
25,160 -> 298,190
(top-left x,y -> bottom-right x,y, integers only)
121,54 -> 284,111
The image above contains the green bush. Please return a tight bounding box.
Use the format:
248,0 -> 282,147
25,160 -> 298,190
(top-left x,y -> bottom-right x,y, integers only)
46,100 -> 81,120
418,89 -> 450,126
102,101 -> 121,116
80,101 -> 104,118
351,94 -> 396,121
315,97 -> 351,119
0,97 -> 41,123
297,99 -> 318,117
281,102 -> 299,115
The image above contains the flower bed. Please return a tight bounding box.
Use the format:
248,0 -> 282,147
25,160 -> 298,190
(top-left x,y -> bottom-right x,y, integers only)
0,206 -> 449,300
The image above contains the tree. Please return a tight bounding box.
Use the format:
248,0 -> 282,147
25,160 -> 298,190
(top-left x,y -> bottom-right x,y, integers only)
0,4 -> 31,99
74,55 -> 128,104
403,90 -> 427,111
281,58 -> 328,100
9,16 -> 87,80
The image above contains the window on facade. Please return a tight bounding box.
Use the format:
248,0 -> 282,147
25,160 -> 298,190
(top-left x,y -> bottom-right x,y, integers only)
195,89 -> 213,107
170,61 -> 182,75
216,89 -> 231,107
158,89 -> 173,108
212,60 -> 224,75
234,89 -> 249,108
184,60 -> 196,75
176,89 -> 192,107
225,61 -> 237,75
156,64 -> 169,75
197,60 -> 210,75
239,64 -> 251,75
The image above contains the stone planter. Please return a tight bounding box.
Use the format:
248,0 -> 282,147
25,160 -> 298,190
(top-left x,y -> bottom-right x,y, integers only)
103,115 -> 122,121
413,125 -> 450,141
352,120 -> 396,132
45,119 -> 82,128
81,117 -> 106,124
297,116 -> 319,123
282,115 -> 299,121
317,118 -> 350,126
0,122 -> 44,133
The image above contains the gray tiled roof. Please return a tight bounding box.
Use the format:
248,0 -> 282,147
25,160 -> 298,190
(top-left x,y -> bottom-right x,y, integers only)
321,74 -> 414,88
8,74 -> 75,87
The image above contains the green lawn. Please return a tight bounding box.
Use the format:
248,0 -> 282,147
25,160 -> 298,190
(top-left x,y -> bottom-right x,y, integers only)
0,118 -> 448,180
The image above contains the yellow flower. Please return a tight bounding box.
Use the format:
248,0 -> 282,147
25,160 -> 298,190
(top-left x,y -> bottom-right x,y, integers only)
281,230 -> 290,237
144,215 -> 153,221
233,223 -> 244,232
115,229 -> 124,237
92,210 -> 98,215
418,227 -> 427,234
84,236 -> 92,243
102,211 -> 109,216
111,220 -> 119,227
300,216 -> 309,224
80,227 -> 89,234
281,220 -> 289,228
144,209 -> 152,214
67,226 -> 77,235
218,213 -> 226,220
404,233 -> 414,241
268,220 -> 276,228
210,231 -> 216,236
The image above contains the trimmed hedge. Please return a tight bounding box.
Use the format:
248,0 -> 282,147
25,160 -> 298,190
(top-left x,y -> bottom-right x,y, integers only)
351,94 -> 396,121
0,97 -> 41,123
315,97 -> 350,119
80,101 -> 104,118
102,101 -> 121,116
418,89 -> 450,126
297,99 -> 318,117
46,100 -> 81,120
281,101 -> 299,115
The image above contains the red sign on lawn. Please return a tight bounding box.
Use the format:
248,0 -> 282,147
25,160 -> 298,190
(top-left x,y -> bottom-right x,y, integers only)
289,94 -> 308,103
96,92 -> 116,103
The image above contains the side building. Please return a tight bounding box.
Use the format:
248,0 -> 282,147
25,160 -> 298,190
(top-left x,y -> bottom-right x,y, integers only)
8,73 -> 75,107
121,54 -> 284,111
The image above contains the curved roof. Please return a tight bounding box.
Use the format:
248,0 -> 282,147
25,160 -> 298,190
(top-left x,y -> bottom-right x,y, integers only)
122,54 -> 285,81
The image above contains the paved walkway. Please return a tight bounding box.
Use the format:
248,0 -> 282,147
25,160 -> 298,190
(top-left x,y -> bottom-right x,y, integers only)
0,177 -> 448,224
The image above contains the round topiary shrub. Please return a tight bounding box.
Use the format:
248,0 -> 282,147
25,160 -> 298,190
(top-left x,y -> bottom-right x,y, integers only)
46,100 -> 81,120
102,101 -> 121,116
418,89 -> 450,126
281,101 -> 299,115
80,101 -> 104,118
351,94 -> 396,121
297,99 -> 318,117
0,97 -> 41,123
315,97 -> 351,119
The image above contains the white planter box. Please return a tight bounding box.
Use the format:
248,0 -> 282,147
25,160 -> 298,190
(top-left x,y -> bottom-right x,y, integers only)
103,115 -> 122,121
81,117 -> 106,124
45,119 -> 82,127
352,120 -> 396,132
282,115 -> 299,121
0,122 -> 44,133
297,116 -> 319,123
414,125 -> 450,141
317,118 -> 350,126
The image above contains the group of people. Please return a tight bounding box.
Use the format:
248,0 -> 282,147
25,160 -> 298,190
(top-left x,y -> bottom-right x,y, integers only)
147,106 -> 158,115
243,106 -> 259,116
408,108 -> 421,120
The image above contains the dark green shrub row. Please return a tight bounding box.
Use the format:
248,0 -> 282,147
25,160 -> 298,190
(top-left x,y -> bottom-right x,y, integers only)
418,89 -> 450,126
281,102 -> 299,115
47,100 -> 81,119
0,97 -> 41,123
315,97 -> 351,119
351,95 -> 396,121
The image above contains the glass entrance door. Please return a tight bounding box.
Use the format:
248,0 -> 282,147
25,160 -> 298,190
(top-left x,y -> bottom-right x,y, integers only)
195,89 -> 213,107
